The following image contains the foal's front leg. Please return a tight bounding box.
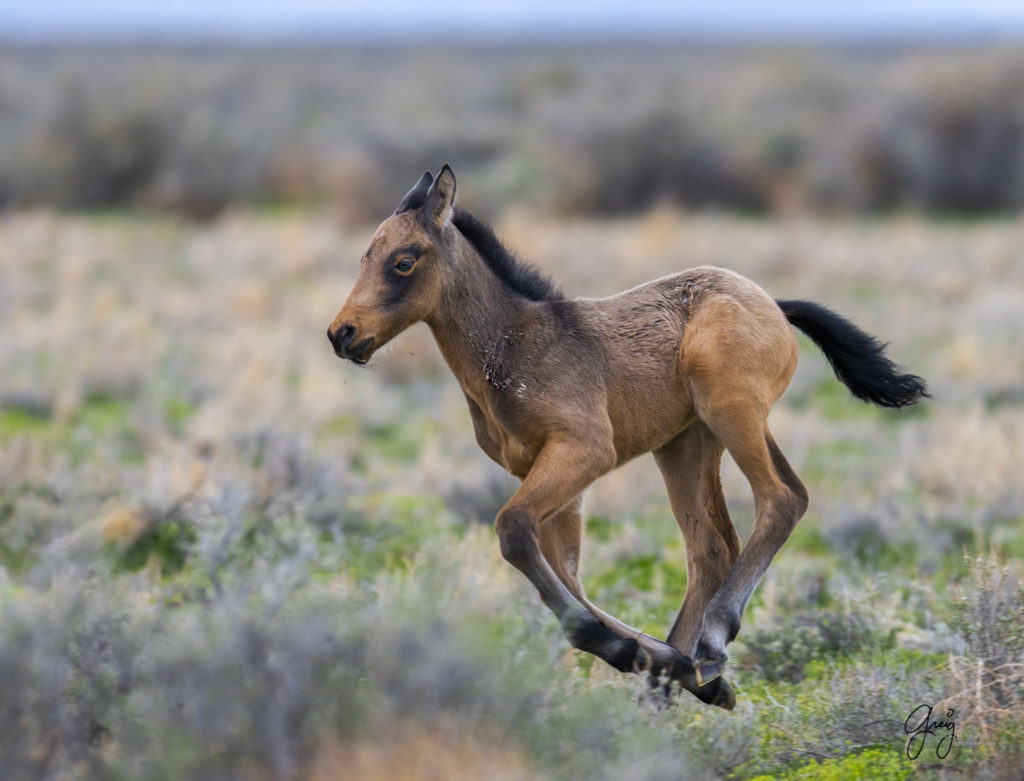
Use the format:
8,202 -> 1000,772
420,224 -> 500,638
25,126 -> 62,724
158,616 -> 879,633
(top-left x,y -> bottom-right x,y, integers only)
539,497 -> 736,709
496,436 -> 731,706
496,437 -> 637,670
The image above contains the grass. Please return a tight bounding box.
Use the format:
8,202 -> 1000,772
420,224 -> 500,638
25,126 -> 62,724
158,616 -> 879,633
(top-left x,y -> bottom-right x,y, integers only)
0,208 -> 1022,779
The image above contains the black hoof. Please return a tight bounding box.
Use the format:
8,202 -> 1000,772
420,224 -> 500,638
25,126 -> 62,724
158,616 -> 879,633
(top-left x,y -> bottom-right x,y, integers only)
694,658 -> 726,687
687,662 -> 735,710
703,677 -> 737,710
717,679 -> 737,710
652,659 -> 737,710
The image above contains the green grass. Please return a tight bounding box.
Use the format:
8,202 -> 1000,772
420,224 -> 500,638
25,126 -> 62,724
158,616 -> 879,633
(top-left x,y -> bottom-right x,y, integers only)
746,748 -> 914,781
0,407 -> 51,441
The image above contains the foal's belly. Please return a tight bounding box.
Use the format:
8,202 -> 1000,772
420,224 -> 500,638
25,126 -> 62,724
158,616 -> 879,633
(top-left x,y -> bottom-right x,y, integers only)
606,375 -> 697,465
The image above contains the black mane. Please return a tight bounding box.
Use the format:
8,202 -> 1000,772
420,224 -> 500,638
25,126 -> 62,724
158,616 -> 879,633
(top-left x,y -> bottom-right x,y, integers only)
395,173 -> 562,301
451,208 -> 563,302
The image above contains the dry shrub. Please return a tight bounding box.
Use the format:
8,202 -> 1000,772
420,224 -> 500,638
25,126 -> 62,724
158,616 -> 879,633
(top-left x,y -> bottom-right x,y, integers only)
306,722 -> 535,781
942,553 -> 1024,755
738,604 -> 883,684
562,112 -> 769,215
7,45 -> 1024,218
915,410 -> 1024,504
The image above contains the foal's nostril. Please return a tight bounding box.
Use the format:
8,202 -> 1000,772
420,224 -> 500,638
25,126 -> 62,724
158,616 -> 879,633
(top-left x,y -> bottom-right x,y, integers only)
329,323 -> 357,355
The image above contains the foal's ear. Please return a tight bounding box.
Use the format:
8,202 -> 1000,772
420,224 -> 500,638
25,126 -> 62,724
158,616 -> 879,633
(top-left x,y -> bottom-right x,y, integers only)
395,171 -> 434,214
419,164 -> 456,232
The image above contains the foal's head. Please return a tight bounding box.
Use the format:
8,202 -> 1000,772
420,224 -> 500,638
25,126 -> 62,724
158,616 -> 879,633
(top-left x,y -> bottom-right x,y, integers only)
327,166 -> 456,364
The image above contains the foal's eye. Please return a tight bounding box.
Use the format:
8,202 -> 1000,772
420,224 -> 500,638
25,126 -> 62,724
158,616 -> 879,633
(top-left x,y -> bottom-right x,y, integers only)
394,257 -> 416,274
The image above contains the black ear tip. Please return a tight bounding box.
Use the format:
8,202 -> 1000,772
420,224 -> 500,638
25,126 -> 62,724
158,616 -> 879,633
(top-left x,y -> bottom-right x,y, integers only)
395,171 -> 435,214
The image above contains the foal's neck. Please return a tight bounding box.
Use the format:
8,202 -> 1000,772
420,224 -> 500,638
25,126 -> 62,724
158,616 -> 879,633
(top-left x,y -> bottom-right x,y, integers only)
425,236 -> 532,399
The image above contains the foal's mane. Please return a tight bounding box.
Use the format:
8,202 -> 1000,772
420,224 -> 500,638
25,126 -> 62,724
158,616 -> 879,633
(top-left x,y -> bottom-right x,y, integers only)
451,208 -> 563,302
396,177 -> 562,301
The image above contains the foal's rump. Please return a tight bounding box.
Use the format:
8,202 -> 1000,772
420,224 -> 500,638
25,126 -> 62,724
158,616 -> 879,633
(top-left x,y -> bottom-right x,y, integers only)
677,266 -> 801,416
670,265 -> 928,415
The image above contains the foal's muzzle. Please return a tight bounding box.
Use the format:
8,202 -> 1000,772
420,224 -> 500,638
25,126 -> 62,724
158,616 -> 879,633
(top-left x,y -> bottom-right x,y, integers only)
327,324 -> 372,364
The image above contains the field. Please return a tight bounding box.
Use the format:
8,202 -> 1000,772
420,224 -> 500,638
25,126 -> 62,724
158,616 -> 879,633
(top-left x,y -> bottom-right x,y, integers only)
2,200 -> 1023,779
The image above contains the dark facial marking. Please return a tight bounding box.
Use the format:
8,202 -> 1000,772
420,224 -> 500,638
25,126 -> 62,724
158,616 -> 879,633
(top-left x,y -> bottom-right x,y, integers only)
379,245 -> 424,309
388,244 -> 422,275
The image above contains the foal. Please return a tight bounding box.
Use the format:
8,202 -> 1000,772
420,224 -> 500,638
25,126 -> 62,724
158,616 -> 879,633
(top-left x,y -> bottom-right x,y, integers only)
328,166 -> 927,708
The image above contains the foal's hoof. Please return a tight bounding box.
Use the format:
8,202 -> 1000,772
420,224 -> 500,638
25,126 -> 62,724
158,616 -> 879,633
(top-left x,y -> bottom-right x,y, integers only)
708,678 -> 736,711
660,666 -> 736,710
694,658 -> 726,687
690,663 -> 735,710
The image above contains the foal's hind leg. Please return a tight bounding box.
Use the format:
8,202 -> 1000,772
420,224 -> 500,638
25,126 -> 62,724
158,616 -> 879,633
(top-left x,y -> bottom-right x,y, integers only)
653,424 -> 740,658
678,293 -> 808,684
691,408 -> 808,684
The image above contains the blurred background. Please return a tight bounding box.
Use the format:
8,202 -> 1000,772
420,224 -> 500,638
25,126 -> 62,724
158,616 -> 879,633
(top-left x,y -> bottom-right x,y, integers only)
5,1 -> 1024,222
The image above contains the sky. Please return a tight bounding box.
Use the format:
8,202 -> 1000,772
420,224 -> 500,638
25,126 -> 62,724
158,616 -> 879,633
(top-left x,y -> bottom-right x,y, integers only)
3,0 -> 1024,42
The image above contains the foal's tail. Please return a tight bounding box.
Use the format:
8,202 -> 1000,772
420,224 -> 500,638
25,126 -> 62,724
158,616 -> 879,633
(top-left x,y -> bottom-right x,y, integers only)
776,299 -> 929,409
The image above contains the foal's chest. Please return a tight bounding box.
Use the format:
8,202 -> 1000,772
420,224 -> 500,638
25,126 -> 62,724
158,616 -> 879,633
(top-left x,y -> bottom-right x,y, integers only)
463,390 -> 539,479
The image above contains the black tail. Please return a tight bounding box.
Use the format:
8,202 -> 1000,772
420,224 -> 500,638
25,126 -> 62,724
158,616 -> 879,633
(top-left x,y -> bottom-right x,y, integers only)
776,299 -> 929,409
